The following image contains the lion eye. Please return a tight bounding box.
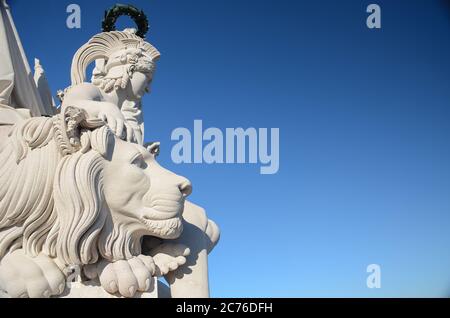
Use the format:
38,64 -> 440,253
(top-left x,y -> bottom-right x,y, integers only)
131,155 -> 146,169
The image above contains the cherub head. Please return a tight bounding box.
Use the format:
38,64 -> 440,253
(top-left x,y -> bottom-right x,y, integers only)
71,29 -> 160,99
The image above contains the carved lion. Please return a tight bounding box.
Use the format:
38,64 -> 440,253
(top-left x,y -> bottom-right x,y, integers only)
0,108 -> 196,298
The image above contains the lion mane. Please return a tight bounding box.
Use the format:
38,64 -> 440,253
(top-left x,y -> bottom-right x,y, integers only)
0,112 -> 133,267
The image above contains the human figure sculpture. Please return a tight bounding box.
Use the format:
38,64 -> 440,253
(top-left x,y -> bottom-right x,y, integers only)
61,30 -> 159,145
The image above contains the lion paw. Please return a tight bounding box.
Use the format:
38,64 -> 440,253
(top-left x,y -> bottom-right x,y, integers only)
0,250 -> 65,298
96,255 -> 155,297
149,243 -> 190,276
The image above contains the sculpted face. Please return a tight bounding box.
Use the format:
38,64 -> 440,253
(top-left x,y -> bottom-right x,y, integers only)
102,137 -> 191,239
129,70 -> 153,99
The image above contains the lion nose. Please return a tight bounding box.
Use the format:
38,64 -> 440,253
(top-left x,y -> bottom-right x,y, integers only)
178,179 -> 192,197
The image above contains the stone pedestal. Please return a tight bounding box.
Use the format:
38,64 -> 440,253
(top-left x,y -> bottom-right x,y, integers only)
60,278 -> 158,298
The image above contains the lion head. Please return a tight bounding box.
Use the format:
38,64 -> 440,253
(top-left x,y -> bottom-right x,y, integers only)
0,108 -> 191,268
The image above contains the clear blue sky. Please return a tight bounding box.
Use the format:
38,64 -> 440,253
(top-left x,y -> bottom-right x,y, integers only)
9,0 -> 450,297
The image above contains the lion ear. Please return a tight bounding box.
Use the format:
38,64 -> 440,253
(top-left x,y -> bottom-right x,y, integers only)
145,141 -> 160,157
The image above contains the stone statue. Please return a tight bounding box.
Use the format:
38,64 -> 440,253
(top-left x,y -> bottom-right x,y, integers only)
0,2 -> 219,298
61,30 -> 160,145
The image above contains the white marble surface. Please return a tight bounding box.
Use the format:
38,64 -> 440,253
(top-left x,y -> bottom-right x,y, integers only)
0,3 -> 220,298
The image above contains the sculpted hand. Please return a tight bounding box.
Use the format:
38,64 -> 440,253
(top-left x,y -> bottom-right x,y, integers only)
91,255 -> 156,297
0,250 -> 65,298
98,106 -> 129,140
149,243 -> 190,276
